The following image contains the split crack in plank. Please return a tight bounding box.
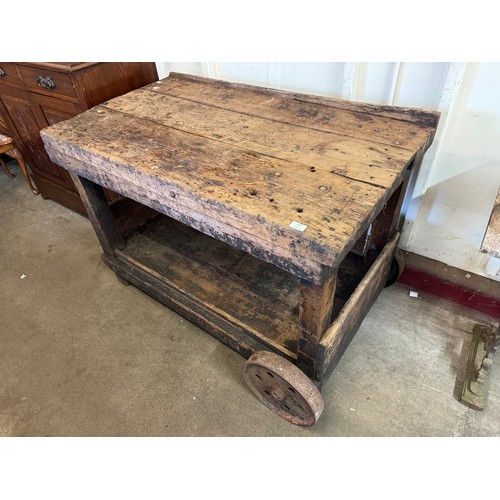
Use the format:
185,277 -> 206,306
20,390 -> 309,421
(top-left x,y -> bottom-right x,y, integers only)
103,87 -> 412,189
160,72 -> 439,140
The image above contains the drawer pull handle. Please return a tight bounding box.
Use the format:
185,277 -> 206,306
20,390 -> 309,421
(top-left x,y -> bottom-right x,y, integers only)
0,68 -> 5,77
37,75 -> 56,90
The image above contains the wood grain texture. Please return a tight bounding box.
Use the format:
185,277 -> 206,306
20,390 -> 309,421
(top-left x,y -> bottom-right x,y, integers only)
41,73 -> 438,282
297,273 -> 337,378
105,88 -> 411,188
481,188 -> 500,258
317,231 -> 400,380
43,143 -> 327,282
0,62 -> 158,214
70,173 -> 124,256
164,73 -> 440,131
106,214 -> 300,361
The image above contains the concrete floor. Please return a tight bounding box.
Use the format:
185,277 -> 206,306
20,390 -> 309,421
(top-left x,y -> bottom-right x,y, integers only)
1,161 -> 499,437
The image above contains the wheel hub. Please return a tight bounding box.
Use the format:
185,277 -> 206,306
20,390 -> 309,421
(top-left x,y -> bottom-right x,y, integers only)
269,387 -> 285,400
243,351 -> 324,426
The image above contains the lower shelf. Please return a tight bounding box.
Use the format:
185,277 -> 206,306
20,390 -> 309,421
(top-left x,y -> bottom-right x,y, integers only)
103,214 -> 367,371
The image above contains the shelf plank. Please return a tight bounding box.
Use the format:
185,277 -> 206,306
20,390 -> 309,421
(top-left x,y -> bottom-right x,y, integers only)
120,216 -> 301,359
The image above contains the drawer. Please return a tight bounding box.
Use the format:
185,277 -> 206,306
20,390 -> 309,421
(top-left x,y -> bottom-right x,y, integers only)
17,64 -> 79,100
0,62 -> 22,87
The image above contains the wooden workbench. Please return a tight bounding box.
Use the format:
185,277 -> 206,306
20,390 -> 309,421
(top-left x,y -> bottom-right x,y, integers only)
41,72 -> 439,426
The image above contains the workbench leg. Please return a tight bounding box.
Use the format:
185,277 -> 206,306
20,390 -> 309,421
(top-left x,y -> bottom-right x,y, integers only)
363,152 -> 422,270
297,271 -> 337,380
70,173 -> 124,257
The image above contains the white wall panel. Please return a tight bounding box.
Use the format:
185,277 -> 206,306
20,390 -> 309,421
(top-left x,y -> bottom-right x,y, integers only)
393,62 -> 450,109
405,62 -> 500,279
355,62 -> 399,104
215,62 -> 271,87
278,62 -> 345,97
156,62 -> 203,79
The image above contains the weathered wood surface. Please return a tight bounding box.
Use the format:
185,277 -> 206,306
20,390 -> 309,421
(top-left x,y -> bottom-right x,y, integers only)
70,173 -> 124,256
162,72 -> 440,133
109,196 -> 159,238
481,188 -> 500,259
142,215 -> 301,309
47,145 -> 327,282
41,73 -> 439,283
317,231 -> 400,381
107,213 -> 375,365
297,273 -> 337,378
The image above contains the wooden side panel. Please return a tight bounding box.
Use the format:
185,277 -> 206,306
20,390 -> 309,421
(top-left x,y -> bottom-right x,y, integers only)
317,231 -> 400,381
0,87 -> 65,185
72,62 -> 158,108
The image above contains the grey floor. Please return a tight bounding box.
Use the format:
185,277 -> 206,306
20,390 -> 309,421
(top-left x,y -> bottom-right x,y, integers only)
1,160 -> 499,437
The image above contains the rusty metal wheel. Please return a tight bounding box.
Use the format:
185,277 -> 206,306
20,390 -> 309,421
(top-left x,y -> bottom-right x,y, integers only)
385,247 -> 405,287
243,351 -> 324,426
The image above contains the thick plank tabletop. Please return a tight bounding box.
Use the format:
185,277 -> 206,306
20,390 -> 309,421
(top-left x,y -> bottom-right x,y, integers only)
41,72 -> 439,282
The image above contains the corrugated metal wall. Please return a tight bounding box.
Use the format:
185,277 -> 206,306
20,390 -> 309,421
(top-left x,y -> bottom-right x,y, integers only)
156,62 -> 500,281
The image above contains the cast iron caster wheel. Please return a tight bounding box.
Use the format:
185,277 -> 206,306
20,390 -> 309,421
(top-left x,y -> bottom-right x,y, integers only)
385,247 -> 405,287
243,351 -> 324,426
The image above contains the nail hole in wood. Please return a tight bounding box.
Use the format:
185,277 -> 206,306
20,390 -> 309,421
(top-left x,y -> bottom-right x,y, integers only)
310,167 -> 316,172
249,190 -> 257,196
296,208 -> 304,213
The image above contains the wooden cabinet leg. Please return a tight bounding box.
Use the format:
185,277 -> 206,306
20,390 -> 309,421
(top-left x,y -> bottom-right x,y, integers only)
297,270 -> 337,379
0,155 -> 15,178
70,173 -> 124,256
8,148 -> 40,195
